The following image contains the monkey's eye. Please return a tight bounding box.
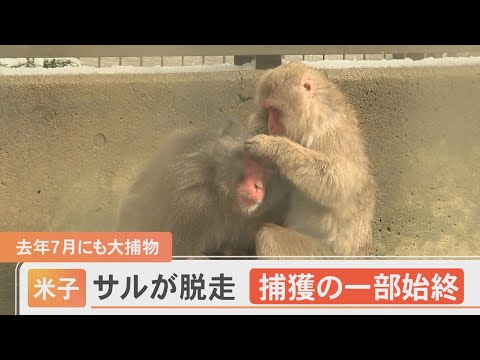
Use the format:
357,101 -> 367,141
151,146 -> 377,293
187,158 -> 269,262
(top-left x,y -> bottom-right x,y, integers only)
268,106 -> 282,119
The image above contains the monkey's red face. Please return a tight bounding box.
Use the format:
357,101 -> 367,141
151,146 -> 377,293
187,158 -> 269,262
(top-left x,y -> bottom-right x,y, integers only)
235,155 -> 275,215
262,100 -> 286,136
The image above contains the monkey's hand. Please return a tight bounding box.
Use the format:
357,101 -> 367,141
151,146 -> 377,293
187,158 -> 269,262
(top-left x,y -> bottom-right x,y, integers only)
246,134 -> 350,207
244,134 -> 281,160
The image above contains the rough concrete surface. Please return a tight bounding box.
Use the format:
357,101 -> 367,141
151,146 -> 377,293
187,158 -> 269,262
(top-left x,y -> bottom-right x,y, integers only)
1,66 -> 480,314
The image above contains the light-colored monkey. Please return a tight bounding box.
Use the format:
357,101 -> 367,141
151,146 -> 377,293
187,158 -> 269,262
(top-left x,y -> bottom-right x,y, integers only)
245,62 -> 376,258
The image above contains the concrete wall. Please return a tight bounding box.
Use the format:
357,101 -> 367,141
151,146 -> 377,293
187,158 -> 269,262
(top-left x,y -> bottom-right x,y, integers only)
1,66 -> 480,313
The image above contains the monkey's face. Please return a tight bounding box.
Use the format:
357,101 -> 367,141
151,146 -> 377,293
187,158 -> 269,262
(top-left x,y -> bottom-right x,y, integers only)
211,135 -> 276,217
234,154 -> 276,217
254,63 -> 325,147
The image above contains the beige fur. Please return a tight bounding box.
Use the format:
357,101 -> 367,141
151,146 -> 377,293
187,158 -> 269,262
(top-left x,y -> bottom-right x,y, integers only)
245,62 -> 376,258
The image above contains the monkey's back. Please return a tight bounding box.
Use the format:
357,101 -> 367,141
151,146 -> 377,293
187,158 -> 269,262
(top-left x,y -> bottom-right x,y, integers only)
117,126 -> 219,229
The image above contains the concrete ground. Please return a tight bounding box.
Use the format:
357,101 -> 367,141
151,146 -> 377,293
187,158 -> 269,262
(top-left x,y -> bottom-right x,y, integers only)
1,65 -> 479,314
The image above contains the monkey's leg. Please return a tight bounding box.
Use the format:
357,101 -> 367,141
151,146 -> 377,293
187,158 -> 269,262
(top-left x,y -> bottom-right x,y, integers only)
245,135 -> 354,207
255,223 -> 335,259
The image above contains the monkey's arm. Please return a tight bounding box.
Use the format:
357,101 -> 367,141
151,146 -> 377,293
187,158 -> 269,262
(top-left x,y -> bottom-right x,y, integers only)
245,134 -> 354,207
255,223 -> 336,257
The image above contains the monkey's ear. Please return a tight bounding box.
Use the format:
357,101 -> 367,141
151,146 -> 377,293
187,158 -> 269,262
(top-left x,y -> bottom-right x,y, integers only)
301,76 -> 316,96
